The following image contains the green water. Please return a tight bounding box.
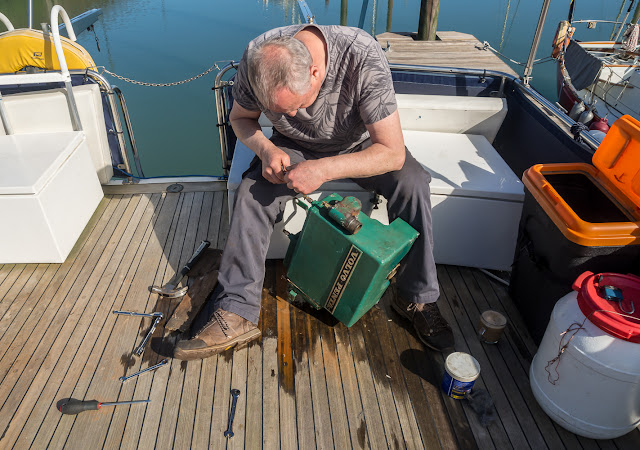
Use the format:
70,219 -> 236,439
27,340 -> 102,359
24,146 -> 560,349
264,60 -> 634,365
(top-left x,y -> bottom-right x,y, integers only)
0,0 -> 624,176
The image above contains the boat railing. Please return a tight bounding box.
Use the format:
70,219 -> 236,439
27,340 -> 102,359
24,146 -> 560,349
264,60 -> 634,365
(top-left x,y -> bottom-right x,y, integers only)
0,12 -> 14,31
0,5 -> 83,133
571,20 -> 627,26
214,62 -> 239,175
111,86 -> 144,177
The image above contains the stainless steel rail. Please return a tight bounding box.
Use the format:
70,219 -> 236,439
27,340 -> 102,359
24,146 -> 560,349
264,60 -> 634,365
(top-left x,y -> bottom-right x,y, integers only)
112,86 -> 145,177
214,62 -> 239,175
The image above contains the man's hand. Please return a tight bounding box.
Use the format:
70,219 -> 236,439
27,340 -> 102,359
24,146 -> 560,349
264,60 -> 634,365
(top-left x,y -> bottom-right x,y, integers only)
260,146 -> 291,185
284,160 -> 327,195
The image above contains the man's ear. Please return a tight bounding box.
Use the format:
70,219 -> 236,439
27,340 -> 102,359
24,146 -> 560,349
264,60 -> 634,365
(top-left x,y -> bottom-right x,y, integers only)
310,65 -> 321,83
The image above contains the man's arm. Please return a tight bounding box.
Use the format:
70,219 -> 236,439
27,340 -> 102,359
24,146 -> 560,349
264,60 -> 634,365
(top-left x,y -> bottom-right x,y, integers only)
229,102 -> 290,184
284,110 -> 405,194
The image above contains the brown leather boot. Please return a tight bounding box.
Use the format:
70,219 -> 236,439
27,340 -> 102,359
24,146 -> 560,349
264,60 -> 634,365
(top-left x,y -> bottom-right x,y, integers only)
174,309 -> 260,360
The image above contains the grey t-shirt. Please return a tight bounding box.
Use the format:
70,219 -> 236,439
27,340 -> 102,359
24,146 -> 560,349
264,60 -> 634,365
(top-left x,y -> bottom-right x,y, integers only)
232,25 -> 397,153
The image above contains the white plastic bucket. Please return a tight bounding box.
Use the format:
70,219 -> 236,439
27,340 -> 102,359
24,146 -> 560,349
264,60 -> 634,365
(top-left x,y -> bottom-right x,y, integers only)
441,352 -> 481,399
530,272 -> 640,439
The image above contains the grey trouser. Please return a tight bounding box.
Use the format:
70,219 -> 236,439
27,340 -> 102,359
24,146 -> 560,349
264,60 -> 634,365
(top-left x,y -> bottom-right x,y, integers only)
208,134 -> 439,326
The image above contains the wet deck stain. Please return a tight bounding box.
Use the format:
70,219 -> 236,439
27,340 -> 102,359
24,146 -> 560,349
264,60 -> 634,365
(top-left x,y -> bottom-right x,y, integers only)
451,295 -> 461,308
221,348 -> 233,363
392,433 -> 400,450
271,369 -> 275,377
357,418 -> 366,448
180,360 -> 188,372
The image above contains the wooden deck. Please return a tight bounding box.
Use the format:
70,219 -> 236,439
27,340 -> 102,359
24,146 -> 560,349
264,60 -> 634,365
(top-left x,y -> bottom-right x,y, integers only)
376,31 -> 519,78
0,191 -> 639,449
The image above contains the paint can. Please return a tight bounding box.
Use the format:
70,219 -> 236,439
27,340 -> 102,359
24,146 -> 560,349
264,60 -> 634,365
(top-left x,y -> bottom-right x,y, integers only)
441,352 -> 481,399
477,310 -> 507,344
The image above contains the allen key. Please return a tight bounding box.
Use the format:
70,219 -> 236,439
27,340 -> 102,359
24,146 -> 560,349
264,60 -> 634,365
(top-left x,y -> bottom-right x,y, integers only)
119,359 -> 168,383
113,310 -> 164,356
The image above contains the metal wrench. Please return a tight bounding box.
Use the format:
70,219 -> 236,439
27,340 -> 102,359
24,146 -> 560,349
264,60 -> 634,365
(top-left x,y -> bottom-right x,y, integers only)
224,389 -> 241,438
119,359 -> 168,383
113,310 -> 164,356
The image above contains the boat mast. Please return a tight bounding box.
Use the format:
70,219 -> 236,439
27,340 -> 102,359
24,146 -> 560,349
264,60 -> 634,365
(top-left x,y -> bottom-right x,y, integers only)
614,0 -> 636,42
28,0 -> 33,28
523,0 -> 551,86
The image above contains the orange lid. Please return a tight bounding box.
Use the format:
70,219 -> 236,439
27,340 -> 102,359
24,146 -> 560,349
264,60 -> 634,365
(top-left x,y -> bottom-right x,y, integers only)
593,115 -> 640,208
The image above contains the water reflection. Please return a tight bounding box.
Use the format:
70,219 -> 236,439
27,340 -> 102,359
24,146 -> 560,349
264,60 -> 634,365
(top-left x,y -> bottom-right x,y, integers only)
1,0 -> 622,177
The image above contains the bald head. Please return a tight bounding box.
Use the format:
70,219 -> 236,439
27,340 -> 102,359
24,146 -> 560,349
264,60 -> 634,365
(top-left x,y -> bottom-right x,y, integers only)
246,35 -> 313,110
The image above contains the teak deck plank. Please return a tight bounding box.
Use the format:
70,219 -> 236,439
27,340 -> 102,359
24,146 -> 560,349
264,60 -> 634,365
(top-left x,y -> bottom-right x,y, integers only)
0,264 -> 27,304
0,195 -> 130,440
275,264 -> 298,450
318,316 -> 352,449
261,278 -> 280,450
244,329 -> 263,449
347,317 -> 394,450
376,32 -> 518,77
368,305 -> 425,450
305,313 -> 336,450
289,304 -> 316,449
0,264 -> 16,288
0,264 -> 38,322
14,194 -> 154,449
448,266 -> 549,450
2,191 -> 640,449
153,192 -> 203,450
0,263 -> 56,346
64,193 -> 176,448
172,192 -> 214,450
332,318 -> 370,449
436,266 -> 509,449
463,267 -> 569,450
69,193 -> 180,449
358,309 -> 413,450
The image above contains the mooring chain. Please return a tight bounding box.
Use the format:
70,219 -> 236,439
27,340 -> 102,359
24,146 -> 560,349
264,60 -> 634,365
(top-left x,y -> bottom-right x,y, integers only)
99,61 -> 230,87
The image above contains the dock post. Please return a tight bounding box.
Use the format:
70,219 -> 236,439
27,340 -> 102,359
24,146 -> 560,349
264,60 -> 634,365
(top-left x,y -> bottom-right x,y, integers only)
417,0 -> 439,41
386,0 -> 393,32
341,0 -> 348,25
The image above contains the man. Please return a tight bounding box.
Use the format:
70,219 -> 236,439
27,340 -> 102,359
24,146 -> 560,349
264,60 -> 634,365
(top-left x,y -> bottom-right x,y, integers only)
174,24 -> 453,360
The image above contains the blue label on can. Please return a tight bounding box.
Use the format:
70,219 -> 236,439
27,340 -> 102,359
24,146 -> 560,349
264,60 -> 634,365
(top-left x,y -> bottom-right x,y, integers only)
442,371 -> 476,399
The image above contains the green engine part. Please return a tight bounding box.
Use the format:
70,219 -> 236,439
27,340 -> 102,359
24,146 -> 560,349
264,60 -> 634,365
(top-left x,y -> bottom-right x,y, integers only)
284,193 -> 419,327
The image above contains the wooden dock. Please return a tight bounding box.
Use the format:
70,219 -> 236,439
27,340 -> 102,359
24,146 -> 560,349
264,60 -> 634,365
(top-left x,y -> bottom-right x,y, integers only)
376,31 -> 519,77
0,190 -> 639,448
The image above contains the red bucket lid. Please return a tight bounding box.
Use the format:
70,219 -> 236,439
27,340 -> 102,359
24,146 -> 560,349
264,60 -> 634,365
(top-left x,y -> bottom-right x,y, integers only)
573,271 -> 640,343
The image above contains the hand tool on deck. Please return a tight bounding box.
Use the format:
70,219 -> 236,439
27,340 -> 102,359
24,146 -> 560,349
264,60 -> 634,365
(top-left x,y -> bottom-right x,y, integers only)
224,389 -> 241,438
58,398 -> 150,415
150,240 -> 211,298
119,359 -> 169,383
113,310 -> 164,356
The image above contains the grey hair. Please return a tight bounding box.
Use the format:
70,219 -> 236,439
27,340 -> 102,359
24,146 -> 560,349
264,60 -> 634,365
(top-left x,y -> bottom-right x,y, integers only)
246,35 -> 313,109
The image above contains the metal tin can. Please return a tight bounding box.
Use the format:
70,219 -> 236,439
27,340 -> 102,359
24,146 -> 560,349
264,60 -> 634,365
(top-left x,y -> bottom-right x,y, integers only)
442,352 -> 481,399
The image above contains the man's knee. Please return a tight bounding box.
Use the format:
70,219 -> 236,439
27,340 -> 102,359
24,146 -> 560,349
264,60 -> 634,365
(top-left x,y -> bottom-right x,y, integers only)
234,170 -> 292,224
390,154 -> 432,200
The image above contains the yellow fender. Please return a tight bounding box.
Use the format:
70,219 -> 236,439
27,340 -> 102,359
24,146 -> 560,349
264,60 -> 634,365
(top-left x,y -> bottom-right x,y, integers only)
0,29 -> 96,74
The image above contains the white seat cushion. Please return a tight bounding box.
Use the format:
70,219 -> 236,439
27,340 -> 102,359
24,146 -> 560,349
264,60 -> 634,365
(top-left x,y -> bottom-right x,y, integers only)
396,94 -> 507,143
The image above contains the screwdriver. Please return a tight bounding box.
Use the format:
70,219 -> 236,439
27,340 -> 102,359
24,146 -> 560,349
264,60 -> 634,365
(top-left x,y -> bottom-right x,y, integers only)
58,398 -> 150,415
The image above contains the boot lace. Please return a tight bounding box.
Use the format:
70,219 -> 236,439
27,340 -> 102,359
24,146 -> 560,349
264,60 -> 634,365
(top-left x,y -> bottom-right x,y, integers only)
196,310 -> 230,338
410,302 -> 449,332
